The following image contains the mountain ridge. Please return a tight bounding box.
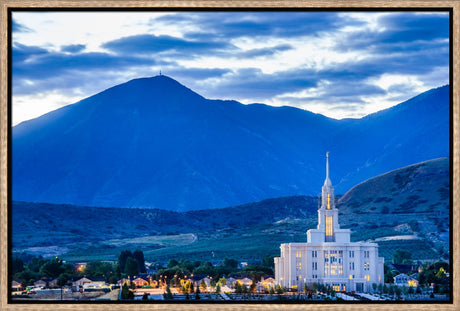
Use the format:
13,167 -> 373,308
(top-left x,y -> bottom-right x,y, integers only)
12,76 -> 449,211
12,157 -> 449,262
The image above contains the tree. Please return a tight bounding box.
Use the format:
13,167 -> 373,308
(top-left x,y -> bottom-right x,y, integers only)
125,257 -> 139,277
192,262 -> 216,278
312,282 -> 318,294
108,275 -> 118,285
249,282 -> 257,293
57,273 -> 72,287
223,258 -> 238,269
276,284 -> 284,294
235,281 -> 243,294
28,256 -> 47,273
167,259 -> 179,269
164,285 -> 173,299
115,264 -> 121,279
393,249 -> 412,264
195,284 -> 201,300
16,269 -> 37,285
408,286 -> 414,295
132,249 -> 145,273
12,258 -> 25,274
184,280 -> 191,293
121,283 -> 133,300
118,250 -> 133,273
85,261 -> 114,278
218,276 -> 227,286
40,257 -> 64,277
394,286 -> 402,299
303,284 -> 309,293
262,255 -> 275,269
436,267 -> 446,278
216,283 -> 221,293
200,280 -> 207,292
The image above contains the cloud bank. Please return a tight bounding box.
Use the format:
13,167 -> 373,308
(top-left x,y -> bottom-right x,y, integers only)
12,11 -> 449,124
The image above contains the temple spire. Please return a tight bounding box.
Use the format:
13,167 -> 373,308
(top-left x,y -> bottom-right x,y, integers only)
324,152 -> 332,187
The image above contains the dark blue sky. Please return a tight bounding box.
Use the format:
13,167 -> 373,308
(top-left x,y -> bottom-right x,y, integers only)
12,11 -> 449,125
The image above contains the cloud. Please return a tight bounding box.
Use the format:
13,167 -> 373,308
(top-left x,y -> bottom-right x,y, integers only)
164,67 -> 232,80
12,20 -> 32,33
239,44 -> 293,58
12,43 -> 48,63
12,43 -> 169,95
60,44 -> 86,53
101,34 -> 235,56
335,13 -> 449,55
156,12 -> 358,40
200,67 -> 319,100
11,11 -> 450,123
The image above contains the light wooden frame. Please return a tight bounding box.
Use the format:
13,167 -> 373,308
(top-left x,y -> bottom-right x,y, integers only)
1,1 -> 458,310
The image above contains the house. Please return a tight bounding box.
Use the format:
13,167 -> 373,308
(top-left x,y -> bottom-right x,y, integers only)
48,278 -> 59,288
11,279 -> 22,292
226,274 -> 253,288
191,275 -> 212,289
256,276 -> 276,292
34,279 -> 48,288
394,273 -> 419,287
72,276 -> 106,291
238,277 -> 253,287
132,276 -> 150,287
226,277 -> 237,287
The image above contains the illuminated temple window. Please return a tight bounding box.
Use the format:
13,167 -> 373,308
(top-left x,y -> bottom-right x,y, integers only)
326,216 -> 333,236
296,251 -> 302,258
327,194 -> 331,209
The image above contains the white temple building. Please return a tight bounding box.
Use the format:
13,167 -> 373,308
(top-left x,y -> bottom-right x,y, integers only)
274,153 -> 384,292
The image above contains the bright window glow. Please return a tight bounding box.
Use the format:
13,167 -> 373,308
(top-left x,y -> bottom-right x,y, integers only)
327,194 -> 331,209
326,216 -> 333,236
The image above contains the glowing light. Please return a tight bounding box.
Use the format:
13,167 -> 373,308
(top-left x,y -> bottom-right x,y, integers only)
326,216 -> 333,236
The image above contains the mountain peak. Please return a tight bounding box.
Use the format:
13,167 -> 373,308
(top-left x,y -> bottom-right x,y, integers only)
12,79 -> 449,211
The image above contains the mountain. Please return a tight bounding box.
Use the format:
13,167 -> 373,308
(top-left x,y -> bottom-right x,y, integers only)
12,76 -> 449,211
12,158 -> 449,262
337,157 -> 450,258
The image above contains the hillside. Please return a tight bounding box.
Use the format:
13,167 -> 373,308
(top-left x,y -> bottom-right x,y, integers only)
12,76 -> 449,211
337,157 -> 450,260
12,158 -> 449,263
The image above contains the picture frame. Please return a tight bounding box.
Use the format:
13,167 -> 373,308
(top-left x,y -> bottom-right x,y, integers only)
1,1 -> 458,310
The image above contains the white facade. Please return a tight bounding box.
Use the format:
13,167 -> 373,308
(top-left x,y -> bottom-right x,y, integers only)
274,153 -> 384,292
